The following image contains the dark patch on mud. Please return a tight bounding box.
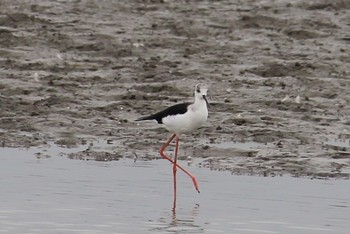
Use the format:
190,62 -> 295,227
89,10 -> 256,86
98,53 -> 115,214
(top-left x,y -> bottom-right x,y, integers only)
0,0 -> 350,178
68,150 -> 123,161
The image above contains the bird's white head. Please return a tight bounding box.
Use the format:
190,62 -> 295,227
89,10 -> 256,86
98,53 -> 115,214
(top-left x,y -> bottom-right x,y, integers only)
194,83 -> 209,107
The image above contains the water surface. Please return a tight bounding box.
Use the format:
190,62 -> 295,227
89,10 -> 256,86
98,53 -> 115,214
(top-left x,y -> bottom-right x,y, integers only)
0,145 -> 349,233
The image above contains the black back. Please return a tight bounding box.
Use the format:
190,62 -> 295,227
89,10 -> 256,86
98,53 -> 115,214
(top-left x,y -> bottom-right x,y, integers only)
136,102 -> 190,124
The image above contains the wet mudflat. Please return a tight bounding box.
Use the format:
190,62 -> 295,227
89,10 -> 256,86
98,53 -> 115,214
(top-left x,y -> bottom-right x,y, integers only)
0,0 -> 350,177
1,146 -> 349,234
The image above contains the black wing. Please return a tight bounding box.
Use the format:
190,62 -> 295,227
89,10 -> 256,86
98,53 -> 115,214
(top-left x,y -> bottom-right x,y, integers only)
136,102 -> 190,124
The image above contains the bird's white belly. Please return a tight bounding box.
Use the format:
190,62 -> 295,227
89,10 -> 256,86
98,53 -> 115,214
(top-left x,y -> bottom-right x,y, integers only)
163,108 -> 208,134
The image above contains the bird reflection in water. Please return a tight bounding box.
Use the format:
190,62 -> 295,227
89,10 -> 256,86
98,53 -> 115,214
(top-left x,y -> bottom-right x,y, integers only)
149,204 -> 202,233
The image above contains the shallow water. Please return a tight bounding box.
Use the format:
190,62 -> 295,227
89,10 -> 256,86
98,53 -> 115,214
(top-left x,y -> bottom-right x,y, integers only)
0,145 -> 349,234
207,141 -> 266,150
325,138 -> 350,151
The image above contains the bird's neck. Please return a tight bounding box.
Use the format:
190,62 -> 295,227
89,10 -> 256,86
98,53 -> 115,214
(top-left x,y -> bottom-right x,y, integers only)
192,97 -> 206,111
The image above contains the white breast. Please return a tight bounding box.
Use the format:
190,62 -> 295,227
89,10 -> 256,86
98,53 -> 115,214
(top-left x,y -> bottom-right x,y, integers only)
162,103 -> 208,135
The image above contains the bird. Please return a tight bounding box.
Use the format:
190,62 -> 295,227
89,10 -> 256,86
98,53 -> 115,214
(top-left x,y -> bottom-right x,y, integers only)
136,83 -> 209,209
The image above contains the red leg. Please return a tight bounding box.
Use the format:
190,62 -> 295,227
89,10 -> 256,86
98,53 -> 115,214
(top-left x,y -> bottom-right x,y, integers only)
172,136 -> 179,211
159,134 -> 176,155
159,134 -> 200,193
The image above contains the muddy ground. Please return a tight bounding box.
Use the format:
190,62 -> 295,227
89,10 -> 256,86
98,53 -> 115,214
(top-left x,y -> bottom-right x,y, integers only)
0,0 -> 350,178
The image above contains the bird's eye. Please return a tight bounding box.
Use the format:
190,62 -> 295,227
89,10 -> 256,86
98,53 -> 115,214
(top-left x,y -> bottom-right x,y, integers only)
196,88 -> 200,93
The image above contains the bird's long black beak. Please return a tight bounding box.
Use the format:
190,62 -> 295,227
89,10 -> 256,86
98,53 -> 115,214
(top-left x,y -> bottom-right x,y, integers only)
203,95 -> 209,107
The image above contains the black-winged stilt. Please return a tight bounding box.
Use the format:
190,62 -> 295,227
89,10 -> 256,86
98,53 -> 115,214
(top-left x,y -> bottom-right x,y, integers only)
136,83 -> 209,209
